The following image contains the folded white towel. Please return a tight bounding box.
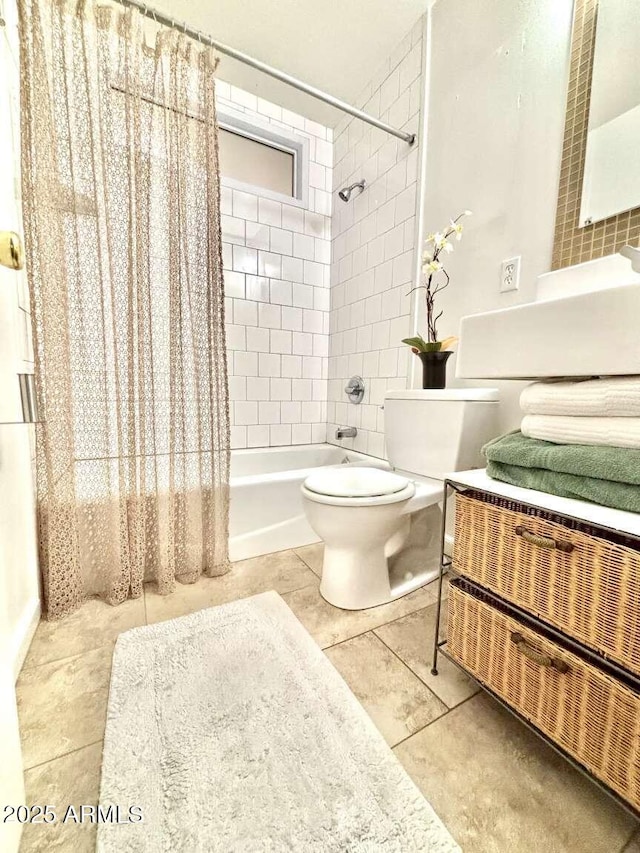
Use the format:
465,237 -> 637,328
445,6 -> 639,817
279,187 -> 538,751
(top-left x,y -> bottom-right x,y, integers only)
521,415 -> 640,449
520,376 -> 640,417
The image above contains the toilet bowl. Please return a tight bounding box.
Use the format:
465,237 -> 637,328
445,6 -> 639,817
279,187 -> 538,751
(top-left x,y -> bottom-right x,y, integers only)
302,387 -> 499,610
301,466 -> 442,609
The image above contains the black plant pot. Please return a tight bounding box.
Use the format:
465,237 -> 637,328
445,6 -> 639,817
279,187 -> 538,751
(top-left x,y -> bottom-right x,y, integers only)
417,350 -> 452,389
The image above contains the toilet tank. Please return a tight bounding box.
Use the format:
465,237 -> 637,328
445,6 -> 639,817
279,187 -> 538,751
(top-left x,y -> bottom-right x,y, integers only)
384,389 -> 499,480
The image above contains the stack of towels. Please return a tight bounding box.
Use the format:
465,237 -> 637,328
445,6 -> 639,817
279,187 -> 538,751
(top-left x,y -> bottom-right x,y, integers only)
483,376 -> 640,514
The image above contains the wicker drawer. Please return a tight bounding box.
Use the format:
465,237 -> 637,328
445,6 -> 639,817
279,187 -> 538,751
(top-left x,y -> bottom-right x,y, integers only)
447,582 -> 640,812
453,491 -> 640,677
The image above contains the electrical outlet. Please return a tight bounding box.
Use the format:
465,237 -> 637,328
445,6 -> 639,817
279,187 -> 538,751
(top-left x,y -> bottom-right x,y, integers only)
500,256 -> 520,293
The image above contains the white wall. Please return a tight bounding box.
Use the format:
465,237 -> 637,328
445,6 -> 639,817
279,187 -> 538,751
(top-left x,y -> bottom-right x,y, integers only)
218,83 -> 332,449
327,17 -> 425,458
0,2 -> 39,848
420,0 -> 574,432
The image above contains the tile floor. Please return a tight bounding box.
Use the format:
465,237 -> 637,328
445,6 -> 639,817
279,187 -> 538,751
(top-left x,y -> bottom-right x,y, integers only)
16,544 -> 640,852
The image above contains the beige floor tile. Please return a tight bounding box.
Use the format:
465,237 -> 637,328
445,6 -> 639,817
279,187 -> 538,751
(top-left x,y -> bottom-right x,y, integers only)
325,632 -> 447,746
282,578 -> 440,649
144,549 -> 316,624
394,692 -> 636,853
374,602 -> 478,708
294,542 -> 323,576
623,832 -> 640,852
20,742 -> 103,852
23,597 -> 146,669
17,647 -> 112,770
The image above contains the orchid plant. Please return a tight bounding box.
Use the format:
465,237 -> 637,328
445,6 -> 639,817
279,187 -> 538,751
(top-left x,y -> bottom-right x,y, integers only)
402,210 -> 472,354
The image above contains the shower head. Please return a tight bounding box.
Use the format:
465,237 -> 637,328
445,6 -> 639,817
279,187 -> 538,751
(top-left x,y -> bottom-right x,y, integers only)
338,180 -> 366,203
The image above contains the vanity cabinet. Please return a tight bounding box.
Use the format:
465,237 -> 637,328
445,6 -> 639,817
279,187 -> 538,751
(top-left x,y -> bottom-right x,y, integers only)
432,470 -> 640,817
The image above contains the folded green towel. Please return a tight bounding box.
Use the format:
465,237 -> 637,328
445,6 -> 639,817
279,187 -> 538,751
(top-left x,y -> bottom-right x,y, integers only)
483,432 -> 640,514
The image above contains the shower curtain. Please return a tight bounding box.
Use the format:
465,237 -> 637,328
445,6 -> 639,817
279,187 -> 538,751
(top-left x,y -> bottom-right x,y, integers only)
19,0 -> 230,619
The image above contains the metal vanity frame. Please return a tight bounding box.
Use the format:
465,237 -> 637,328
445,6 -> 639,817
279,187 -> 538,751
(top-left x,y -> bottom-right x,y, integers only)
430,477 -> 640,821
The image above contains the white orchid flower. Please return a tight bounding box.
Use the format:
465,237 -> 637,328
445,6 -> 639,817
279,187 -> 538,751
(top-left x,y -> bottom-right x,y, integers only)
450,219 -> 464,240
426,259 -> 443,273
422,250 -> 433,264
442,241 -> 454,253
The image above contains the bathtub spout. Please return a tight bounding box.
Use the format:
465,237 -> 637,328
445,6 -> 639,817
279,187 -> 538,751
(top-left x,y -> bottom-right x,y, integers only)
335,426 -> 357,439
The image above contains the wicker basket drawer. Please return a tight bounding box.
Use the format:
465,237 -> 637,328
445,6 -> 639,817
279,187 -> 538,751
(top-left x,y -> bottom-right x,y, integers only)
447,582 -> 640,811
453,491 -> 640,677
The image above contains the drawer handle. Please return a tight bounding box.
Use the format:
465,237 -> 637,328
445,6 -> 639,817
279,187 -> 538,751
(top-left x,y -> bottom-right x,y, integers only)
515,525 -> 574,554
510,632 -> 570,674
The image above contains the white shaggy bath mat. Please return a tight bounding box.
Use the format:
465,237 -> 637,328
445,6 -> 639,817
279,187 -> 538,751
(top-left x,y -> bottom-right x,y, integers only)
98,591 -> 459,852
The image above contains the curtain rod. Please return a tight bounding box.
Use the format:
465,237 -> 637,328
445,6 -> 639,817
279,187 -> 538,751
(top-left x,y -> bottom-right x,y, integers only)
116,0 -> 416,145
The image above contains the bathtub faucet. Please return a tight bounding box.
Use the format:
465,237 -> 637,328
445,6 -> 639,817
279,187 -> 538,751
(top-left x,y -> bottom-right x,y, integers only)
335,425 -> 357,439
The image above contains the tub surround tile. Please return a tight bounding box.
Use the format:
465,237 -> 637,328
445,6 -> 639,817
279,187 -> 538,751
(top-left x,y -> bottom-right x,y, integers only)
22,596 -> 146,669
325,632 -> 447,746
394,693 -> 636,853
144,550 -> 316,625
374,599 -> 479,709
16,647 -> 112,769
21,742 -> 102,852
221,89 -> 331,447
281,579 -> 440,649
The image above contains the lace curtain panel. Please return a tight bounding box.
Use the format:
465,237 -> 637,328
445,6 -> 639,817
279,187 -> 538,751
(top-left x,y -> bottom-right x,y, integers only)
19,0 -> 230,619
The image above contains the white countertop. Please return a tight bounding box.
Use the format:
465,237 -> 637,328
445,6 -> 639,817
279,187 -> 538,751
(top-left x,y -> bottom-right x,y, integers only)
447,468 -> 640,538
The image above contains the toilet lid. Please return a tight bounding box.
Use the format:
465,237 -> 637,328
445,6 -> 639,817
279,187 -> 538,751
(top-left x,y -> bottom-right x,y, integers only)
304,466 -> 410,498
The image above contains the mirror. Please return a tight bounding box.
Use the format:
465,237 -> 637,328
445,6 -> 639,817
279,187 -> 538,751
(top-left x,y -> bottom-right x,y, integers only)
579,0 -> 640,227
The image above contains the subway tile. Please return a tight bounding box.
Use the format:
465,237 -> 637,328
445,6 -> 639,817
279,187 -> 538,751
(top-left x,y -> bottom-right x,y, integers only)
221,186 -> 233,215
395,183 -> 417,224
230,425 -> 247,449
282,255 -> 304,281
270,227 -> 293,255
233,350 -> 258,376
258,303 -> 281,329
292,331 -> 313,356
292,283 -> 314,309
302,309 -> 324,334
246,377 -> 271,401
246,326 -> 270,352
270,424 -> 292,446
258,352 -> 281,377
221,214 -> 245,245
302,356 -> 322,379
292,378 -> 313,401
271,378 -> 292,401
303,260 -> 325,287
281,354 -> 303,378
291,423 -> 312,445
245,275 -> 270,302
232,190 -> 258,221
245,221 -> 270,250
384,223 -> 405,260
281,306 -> 303,331
228,376 -> 246,401
270,329 -> 292,354
234,400 -> 258,426
258,198 -> 282,227
247,424 -> 270,447
224,271 -> 245,299
257,97 -> 282,121
280,401 -> 302,424
293,233 -> 315,261
222,242 -> 233,269
258,251 -> 282,279
258,401 -> 280,424
226,324 -> 246,350
233,299 -> 258,327
230,86 -> 257,111
282,204 -> 305,233
313,287 -> 330,312
232,245 -> 258,275
270,279 -> 293,306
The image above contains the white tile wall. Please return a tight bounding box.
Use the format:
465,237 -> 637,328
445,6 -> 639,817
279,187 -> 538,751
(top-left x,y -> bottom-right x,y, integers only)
327,16 -> 424,459
217,83 -> 332,449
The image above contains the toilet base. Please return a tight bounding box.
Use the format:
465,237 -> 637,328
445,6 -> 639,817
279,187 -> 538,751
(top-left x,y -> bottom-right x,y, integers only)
319,547 -> 440,611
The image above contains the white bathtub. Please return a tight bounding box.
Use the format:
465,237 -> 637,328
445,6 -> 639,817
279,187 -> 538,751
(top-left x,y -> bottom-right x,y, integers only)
229,444 -> 389,562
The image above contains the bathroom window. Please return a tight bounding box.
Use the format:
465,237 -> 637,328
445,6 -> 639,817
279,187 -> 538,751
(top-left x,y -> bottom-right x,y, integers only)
217,113 -> 309,207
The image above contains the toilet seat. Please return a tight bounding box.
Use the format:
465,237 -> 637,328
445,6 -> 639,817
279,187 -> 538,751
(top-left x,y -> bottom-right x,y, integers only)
302,466 -> 416,507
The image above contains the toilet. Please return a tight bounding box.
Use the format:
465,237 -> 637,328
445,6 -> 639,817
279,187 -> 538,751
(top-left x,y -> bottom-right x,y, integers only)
301,388 -> 499,610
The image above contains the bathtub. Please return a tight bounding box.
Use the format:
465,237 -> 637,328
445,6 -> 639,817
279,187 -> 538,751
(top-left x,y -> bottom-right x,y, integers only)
229,444 -> 389,562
